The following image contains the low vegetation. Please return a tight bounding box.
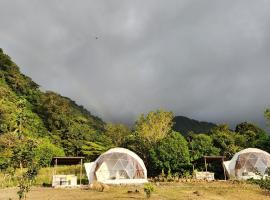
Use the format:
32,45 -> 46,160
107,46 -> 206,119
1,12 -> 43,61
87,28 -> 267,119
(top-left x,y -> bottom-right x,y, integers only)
1,49 -> 270,199
143,182 -> 155,198
0,166 -> 87,188
248,179 -> 270,192
0,181 -> 269,200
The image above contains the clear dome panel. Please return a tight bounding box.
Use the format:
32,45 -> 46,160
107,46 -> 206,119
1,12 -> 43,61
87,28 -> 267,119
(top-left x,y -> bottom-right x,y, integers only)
95,152 -> 145,180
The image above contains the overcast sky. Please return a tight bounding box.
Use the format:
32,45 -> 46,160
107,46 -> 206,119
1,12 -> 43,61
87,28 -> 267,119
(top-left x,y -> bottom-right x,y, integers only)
0,0 -> 270,128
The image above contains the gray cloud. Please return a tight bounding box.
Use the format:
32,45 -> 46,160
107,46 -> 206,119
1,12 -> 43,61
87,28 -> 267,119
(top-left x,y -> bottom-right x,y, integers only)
1,0 -> 270,129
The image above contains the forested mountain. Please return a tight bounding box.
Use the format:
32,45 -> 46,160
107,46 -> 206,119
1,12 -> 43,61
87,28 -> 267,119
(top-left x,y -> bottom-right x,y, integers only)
1,48 -> 270,179
172,116 -> 216,136
0,48 -> 108,160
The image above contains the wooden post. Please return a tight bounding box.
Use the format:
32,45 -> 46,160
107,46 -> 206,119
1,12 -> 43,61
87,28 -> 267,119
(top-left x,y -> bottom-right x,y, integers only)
52,158 -> 58,187
222,157 -> 227,180
80,158 -> 83,186
55,158 -> 57,175
204,157 -> 208,172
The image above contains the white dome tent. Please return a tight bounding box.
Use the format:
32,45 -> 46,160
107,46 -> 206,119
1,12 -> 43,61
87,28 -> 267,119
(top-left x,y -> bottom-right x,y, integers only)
223,148 -> 270,180
84,148 -> 147,184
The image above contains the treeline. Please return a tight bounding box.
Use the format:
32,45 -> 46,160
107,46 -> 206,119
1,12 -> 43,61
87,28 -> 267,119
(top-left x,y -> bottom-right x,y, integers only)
0,48 -> 270,178
103,110 -> 270,176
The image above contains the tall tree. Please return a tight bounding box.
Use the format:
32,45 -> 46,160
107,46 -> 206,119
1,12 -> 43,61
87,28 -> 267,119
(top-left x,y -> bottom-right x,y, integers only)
130,110 -> 174,169
209,124 -> 241,158
188,133 -> 220,162
104,123 -> 132,147
149,131 -> 190,175
235,122 -> 268,149
134,109 -> 173,144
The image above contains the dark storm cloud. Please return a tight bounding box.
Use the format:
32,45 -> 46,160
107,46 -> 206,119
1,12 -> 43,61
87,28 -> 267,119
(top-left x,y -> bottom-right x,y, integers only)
1,0 -> 270,128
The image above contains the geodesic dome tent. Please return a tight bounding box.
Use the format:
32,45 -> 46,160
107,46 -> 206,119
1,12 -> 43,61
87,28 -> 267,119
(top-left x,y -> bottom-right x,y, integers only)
223,148 -> 270,180
84,148 -> 147,184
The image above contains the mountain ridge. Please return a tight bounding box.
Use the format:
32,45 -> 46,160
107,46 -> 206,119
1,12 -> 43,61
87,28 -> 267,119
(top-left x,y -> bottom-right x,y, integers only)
0,48 -> 106,156
173,115 -> 216,136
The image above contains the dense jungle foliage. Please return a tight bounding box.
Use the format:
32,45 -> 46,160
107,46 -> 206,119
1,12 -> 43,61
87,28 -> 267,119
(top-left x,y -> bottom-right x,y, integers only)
0,48 -> 270,178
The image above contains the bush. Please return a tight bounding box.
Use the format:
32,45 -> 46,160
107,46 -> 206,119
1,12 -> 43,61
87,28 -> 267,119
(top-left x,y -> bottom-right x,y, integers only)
0,165 -> 87,188
248,179 -> 270,191
144,183 -> 155,198
167,169 -> 173,182
35,138 -> 65,167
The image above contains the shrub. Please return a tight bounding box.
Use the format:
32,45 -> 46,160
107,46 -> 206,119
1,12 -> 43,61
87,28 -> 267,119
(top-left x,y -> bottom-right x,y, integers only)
248,179 -> 270,192
144,183 -> 155,198
167,169 -> 173,182
35,138 -> 65,167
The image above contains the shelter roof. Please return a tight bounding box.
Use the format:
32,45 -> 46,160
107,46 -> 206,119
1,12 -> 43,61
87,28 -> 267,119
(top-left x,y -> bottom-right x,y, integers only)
51,157 -> 84,166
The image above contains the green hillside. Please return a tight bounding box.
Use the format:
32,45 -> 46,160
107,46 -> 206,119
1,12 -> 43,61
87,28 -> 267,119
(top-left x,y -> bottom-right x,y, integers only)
0,48 -> 108,160
1,48 -> 270,180
172,116 -> 216,136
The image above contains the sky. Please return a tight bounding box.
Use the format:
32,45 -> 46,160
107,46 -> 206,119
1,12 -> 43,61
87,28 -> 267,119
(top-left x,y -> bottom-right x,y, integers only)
0,0 -> 270,129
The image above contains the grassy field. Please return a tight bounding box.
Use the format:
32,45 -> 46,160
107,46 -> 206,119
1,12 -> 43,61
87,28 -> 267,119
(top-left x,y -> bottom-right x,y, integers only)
0,181 -> 269,200
0,166 -> 88,188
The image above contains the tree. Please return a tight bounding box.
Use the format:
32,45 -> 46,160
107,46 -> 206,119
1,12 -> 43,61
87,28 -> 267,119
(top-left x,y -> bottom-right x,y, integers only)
209,124 -> 241,158
35,138 -> 65,167
17,164 -> 39,200
0,48 -> 40,105
0,131 -> 65,199
81,141 -> 110,161
189,133 -> 220,162
0,132 -> 19,170
259,110 -> 270,152
265,109 -> 270,125
131,110 -> 174,168
6,136 -> 39,200
235,122 -> 268,149
0,84 -> 48,138
11,138 -> 37,169
134,110 -> 173,144
104,123 -> 132,147
149,131 -> 190,176
257,136 -> 270,153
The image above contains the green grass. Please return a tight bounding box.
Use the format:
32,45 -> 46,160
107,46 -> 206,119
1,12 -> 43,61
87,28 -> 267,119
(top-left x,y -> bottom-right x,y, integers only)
0,165 -> 88,188
0,167 -> 269,200
0,181 -> 269,200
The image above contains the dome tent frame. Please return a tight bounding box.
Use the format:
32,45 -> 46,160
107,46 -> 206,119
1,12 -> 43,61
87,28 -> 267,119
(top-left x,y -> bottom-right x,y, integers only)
223,148 -> 270,180
84,148 -> 147,184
